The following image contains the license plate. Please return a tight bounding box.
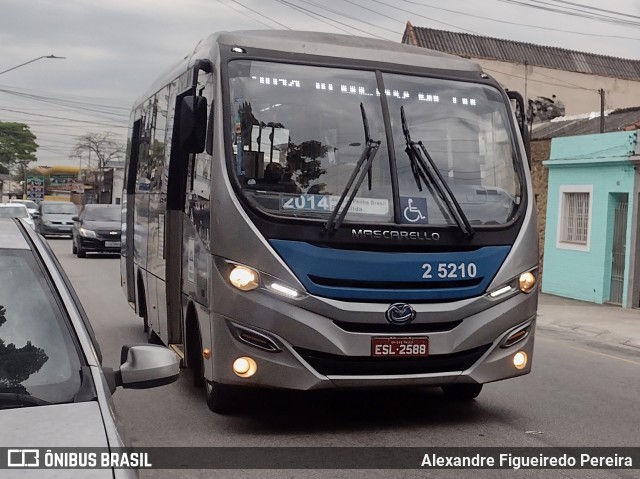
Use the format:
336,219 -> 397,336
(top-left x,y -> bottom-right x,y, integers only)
105,241 -> 120,247
371,337 -> 429,357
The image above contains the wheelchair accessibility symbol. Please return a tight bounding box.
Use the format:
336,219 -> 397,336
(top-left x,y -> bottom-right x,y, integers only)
400,196 -> 428,224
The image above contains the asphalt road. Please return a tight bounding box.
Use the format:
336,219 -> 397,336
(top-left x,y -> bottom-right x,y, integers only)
48,239 -> 640,479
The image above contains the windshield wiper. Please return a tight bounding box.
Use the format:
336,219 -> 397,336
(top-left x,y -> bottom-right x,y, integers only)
0,392 -> 51,409
324,103 -> 381,232
400,106 -> 474,238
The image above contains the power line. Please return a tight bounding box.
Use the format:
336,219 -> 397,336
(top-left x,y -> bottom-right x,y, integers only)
495,0 -> 640,29
295,0 -> 401,37
341,0 -> 406,26
401,0 -> 640,42
549,0 -> 640,21
368,0 -> 482,35
273,0 -> 384,38
0,108 -> 128,129
225,0 -> 291,29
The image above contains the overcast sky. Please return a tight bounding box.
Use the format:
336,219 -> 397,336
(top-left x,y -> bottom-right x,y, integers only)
2,0 -> 640,167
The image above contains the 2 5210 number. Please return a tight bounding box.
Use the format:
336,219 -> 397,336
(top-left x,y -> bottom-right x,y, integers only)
422,262 -> 477,279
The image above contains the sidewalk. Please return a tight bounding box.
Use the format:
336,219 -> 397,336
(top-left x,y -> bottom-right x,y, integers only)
536,293 -> 640,352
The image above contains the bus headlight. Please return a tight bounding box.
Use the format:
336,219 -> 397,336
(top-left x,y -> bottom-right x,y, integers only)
519,271 -> 536,293
219,258 -> 306,298
229,266 -> 259,291
487,269 -> 537,299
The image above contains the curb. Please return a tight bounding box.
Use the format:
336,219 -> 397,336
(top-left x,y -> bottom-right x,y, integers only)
537,322 -> 640,353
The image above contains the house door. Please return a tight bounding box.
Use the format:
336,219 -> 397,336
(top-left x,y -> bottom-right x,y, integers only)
609,195 -> 628,305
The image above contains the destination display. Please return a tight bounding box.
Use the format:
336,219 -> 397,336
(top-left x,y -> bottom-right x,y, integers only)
281,194 -> 389,215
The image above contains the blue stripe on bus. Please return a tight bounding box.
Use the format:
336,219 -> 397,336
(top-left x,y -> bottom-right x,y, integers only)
269,239 -> 511,301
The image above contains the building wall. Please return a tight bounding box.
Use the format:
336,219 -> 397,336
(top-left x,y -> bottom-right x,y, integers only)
543,131 -> 636,304
474,59 -> 640,116
112,168 -> 124,205
530,139 -> 550,280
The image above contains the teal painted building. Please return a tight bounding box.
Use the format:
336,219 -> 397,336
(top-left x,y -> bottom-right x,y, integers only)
543,130 -> 640,308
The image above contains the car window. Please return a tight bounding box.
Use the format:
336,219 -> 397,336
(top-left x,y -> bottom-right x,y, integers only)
41,203 -> 77,215
83,207 -> 120,221
0,250 -> 82,404
10,200 -> 37,210
0,206 -> 29,218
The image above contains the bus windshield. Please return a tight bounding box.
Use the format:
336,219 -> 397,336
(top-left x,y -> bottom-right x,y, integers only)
227,60 -> 522,227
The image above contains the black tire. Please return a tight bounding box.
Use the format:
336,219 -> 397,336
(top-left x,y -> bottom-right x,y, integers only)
190,328 -> 205,388
206,381 -> 238,414
77,243 -> 86,258
441,383 -> 483,401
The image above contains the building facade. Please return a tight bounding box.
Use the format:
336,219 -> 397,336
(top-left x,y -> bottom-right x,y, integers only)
543,131 -> 640,308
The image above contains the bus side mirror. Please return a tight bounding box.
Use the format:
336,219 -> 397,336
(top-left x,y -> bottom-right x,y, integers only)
180,96 -> 208,153
506,90 -> 531,169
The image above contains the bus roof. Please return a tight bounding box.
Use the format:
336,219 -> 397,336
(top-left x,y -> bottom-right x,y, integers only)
206,30 -> 481,72
133,30 -> 484,108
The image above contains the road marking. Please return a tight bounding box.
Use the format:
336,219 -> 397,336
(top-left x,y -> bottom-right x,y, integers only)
538,336 -> 640,366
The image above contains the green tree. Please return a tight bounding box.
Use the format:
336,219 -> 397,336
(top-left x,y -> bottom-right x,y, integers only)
0,122 -> 38,179
73,132 -> 124,203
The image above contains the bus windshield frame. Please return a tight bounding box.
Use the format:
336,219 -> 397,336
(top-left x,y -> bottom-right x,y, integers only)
224,58 -> 525,229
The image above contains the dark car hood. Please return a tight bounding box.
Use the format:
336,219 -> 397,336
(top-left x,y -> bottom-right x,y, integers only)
83,220 -> 121,231
43,213 -> 76,222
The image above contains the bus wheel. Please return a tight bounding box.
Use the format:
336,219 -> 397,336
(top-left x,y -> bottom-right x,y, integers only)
441,383 -> 483,401
206,381 -> 237,414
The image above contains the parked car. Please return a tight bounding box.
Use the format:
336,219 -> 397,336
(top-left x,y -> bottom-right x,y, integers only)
8,198 -> 38,217
0,218 -> 179,478
35,200 -> 78,237
0,203 -> 35,229
72,204 -> 122,257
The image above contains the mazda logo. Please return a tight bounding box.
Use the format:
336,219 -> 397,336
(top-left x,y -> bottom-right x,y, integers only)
385,303 -> 416,325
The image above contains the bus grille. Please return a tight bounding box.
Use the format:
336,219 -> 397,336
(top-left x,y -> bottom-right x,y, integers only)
333,319 -> 462,334
294,344 -> 491,376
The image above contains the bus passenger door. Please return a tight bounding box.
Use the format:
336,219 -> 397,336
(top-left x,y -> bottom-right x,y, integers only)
122,119 -> 142,304
165,62 -> 213,348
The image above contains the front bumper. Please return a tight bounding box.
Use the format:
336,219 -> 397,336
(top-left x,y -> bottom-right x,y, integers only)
40,223 -> 73,235
207,290 -> 537,390
78,237 -> 121,253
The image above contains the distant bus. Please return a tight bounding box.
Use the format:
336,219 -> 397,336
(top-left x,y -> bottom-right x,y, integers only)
121,30 -> 538,413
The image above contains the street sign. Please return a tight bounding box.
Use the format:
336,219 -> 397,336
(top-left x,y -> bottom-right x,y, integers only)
27,175 -> 45,200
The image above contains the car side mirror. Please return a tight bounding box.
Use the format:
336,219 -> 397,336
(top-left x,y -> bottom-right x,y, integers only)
32,212 -> 40,219
72,215 -> 79,222
103,344 -> 179,394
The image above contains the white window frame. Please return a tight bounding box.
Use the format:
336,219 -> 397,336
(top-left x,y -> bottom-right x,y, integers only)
556,185 -> 593,252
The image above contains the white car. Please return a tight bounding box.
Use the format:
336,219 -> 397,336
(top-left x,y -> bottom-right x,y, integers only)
0,218 -> 180,478
8,198 -> 38,217
0,203 -> 35,229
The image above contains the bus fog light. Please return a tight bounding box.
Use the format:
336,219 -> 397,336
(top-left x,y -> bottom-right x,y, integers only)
519,271 -> 536,293
229,266 -> 259,291
513,351 -> 528,370
233,357 -> 257,378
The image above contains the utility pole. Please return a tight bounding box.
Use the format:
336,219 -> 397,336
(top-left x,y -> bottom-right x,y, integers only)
599,88 -> 605,133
